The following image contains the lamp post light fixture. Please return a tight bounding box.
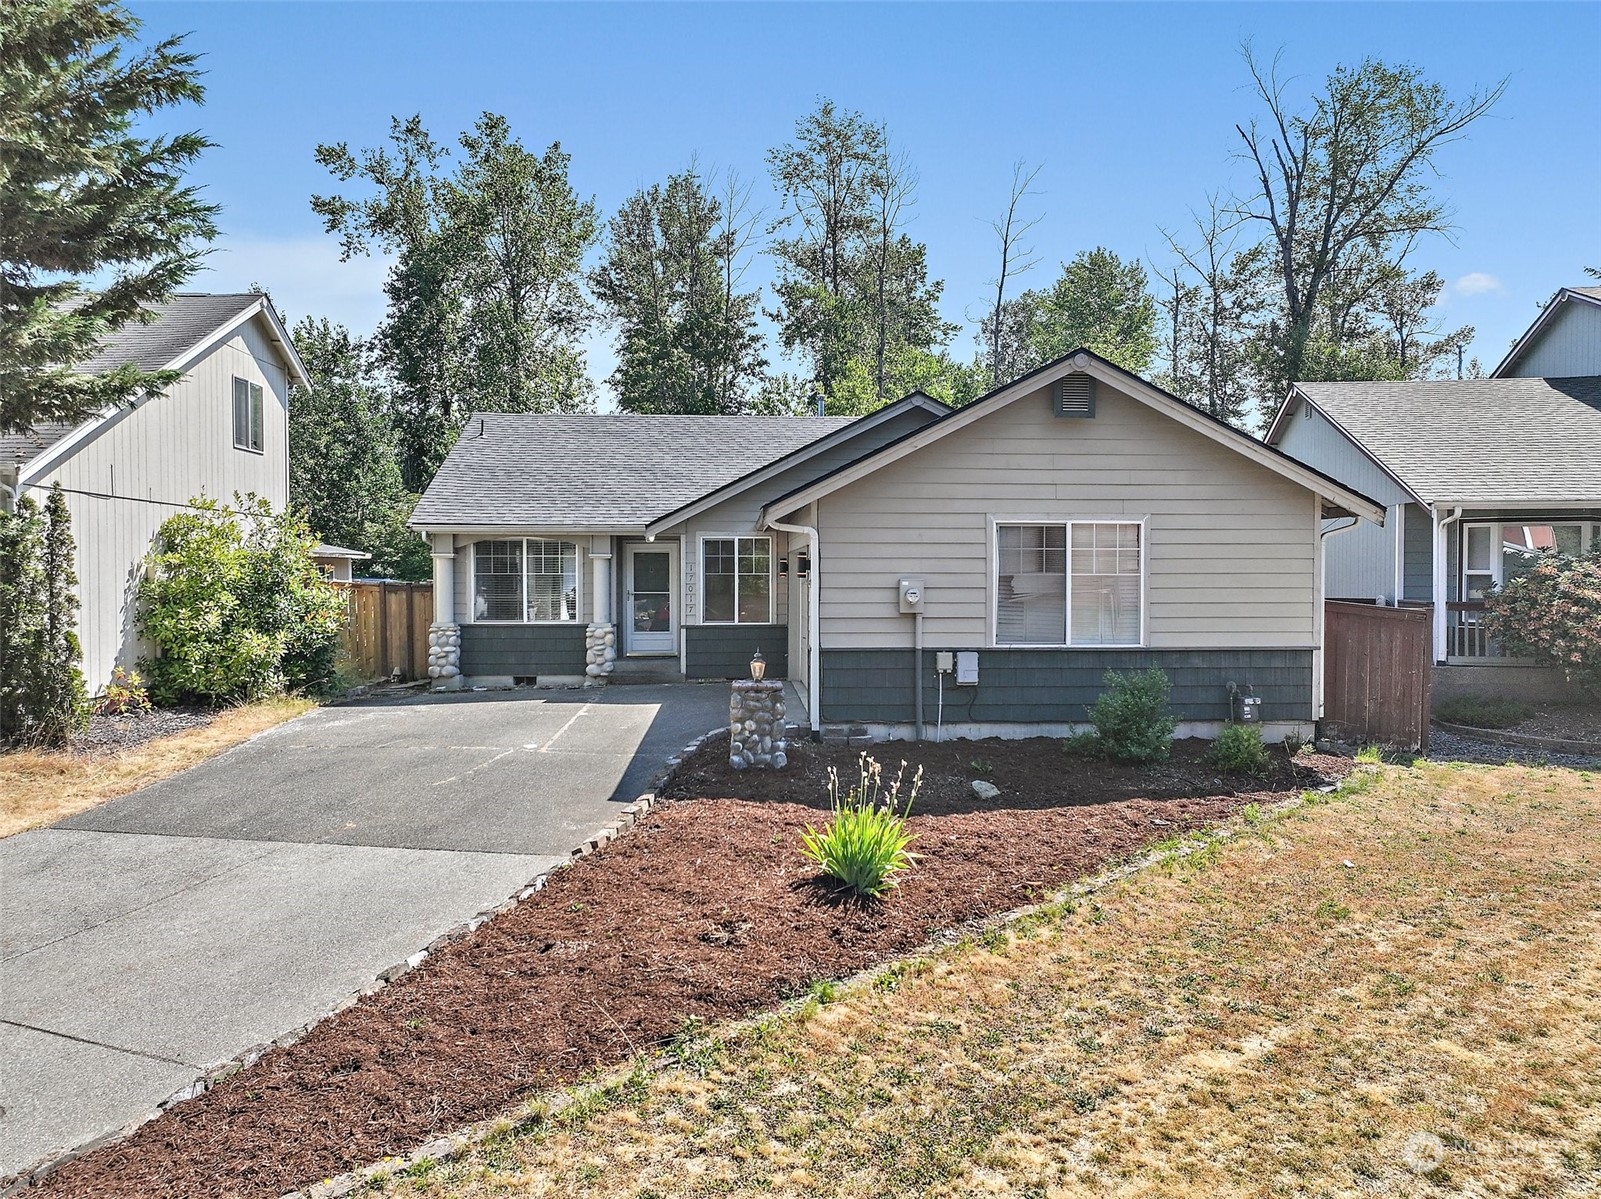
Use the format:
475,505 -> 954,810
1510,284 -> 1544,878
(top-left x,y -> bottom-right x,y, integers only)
749,648 -> 766,681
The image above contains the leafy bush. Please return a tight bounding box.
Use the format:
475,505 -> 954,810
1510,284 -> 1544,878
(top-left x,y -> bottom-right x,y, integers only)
1208,723 -> 1271,774
1083,668 -> 1177,763
1433,694 -> 1534,730
0,485 -> 87,746
137,495 -> 346,705
96,667 -> 152,716
799,754 -> 921,898
1482,552 -> 1601,696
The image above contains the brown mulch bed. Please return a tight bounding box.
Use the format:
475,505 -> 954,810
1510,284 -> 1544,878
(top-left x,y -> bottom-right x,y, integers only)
67,706 -> 217,756
35,736 -> 1344,1199
1507,703 -> 1601,744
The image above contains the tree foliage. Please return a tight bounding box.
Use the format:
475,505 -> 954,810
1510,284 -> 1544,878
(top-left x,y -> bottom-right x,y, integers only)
313,113 -> 598,489
766,100 -> 953,414
0,0 -> 218,435
0,485 -> 86,745
287,317 -> 429,579
983,248 -> 1159,382
137,496 -> 346,705
590,168 -> 766,413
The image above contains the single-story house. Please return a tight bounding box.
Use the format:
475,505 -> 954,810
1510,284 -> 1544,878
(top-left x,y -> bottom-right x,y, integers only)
312,543 -> 373,582
412,351 -> 1383,742
0,294 -> 308,692
1266,285 -> 1601,691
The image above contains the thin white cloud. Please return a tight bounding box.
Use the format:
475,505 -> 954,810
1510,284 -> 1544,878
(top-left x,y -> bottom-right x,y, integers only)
190,235 -> 393,336
1454,272 -> 1502,297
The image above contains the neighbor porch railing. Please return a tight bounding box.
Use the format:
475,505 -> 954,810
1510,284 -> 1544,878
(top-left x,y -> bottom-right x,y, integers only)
1444,600 -> 1526,662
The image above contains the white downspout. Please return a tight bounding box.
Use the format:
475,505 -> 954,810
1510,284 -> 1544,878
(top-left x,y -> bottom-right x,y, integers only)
1432,506 -> 1464,663
1318,513 -> 1361,721
766,510 -> 820,736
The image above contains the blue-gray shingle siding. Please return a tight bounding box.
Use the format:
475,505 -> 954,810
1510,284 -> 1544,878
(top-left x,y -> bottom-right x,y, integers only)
459,624 -> 587,677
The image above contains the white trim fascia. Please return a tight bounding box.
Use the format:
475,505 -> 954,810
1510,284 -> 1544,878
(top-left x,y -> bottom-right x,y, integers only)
762,353 -> 1387,528
416,525 -> 646,540
642,393 -> 949,537
1425,499 -> 1601,510
1491,287 -> 1601,378
693,531 -> 777,627
19,299 -> 308,485
1265,387 -> 1428,509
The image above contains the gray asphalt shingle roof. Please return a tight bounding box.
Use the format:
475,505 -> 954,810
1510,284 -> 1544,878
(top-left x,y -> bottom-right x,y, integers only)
1297,376 -> 1601,505
3,294 -> 263,468
410,412 -> 857,529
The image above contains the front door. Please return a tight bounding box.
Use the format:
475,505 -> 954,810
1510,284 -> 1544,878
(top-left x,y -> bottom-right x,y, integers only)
624,543 -> 676,655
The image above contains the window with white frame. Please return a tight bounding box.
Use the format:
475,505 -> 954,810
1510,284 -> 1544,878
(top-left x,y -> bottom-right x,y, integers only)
996,521 -> 1143,646
472,539 -> 579,622
232,376 -> 264,452
1462,520 -> 1601,599
702,536 -> 772,624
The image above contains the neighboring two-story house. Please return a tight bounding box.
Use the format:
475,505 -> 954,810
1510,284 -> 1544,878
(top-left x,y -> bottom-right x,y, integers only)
0,294 -> 309,693
1266,285 -> 1601,699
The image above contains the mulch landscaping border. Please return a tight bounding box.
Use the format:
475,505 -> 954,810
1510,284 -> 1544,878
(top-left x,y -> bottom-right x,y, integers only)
1,728 -> 724,1195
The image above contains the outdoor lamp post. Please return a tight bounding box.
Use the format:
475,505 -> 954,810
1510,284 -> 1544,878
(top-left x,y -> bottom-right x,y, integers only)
749,648 -> 766,680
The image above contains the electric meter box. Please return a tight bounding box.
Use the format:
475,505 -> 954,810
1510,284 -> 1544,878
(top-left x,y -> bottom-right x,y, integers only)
955,651 -> 979,686
898,578 -> 925,613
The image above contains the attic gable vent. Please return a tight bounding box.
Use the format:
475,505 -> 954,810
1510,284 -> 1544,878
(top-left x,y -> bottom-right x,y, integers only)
1053,374 -> 1095,418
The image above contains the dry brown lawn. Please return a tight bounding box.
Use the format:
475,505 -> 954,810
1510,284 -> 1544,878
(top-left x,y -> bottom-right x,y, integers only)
371,760 -> 1601,1199
0,697 -> 313,838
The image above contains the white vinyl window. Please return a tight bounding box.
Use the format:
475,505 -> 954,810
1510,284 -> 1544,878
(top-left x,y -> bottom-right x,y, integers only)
701,536 -> 772,624
472,539 -> 579,623
995,521 -> 1143,647
1462,520 -> 1601,599
232,376 -> 264,452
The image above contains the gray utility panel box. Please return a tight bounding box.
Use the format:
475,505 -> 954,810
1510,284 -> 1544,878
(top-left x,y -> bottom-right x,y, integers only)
898,578 -> 925,613
955,651 -> 979,686
1235,694 -> 1262,724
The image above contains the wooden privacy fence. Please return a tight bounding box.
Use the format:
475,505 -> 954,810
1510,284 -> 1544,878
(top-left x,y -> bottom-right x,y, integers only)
336,581 -> 434,683
1323,601 -> 1431,751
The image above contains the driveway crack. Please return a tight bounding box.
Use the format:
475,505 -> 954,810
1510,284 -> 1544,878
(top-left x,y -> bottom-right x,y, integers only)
0,1019 -> 197,1069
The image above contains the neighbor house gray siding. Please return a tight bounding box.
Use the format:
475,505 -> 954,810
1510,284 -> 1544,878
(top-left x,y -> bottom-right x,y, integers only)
814,380 -> 1333,651
458,624 -> 587,677
1273,396 -> 1414,604
1403,503 -> 1434,602
685,624 -> 788,679
1500,300 -> 1601,377
820,648 -> 1313,724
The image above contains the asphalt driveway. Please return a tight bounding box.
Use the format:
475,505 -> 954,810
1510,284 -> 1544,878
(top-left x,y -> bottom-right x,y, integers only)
0,682 -> 728,1180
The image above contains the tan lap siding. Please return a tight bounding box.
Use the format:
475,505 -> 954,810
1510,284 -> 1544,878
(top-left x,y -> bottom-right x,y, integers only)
817,381 -> 1318,651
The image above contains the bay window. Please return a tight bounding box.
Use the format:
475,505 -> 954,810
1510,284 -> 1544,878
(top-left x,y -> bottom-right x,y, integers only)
702,536 -> 772,624
996,521 -> 1143,646
472,539 -> 579,622
1462,520 -> 1601,598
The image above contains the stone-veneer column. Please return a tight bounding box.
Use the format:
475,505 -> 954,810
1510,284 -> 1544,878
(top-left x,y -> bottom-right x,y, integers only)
730,679 -> 787,769
585,622 -> 616,681
427,622 -> 461,686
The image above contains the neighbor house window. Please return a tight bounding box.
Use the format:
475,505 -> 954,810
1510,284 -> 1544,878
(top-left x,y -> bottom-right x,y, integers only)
472,539 -> 579,622
232,376 -> 264,452
1462,521 -> 1601,598
996,521 -> 1142,646
702,536 -> 772,623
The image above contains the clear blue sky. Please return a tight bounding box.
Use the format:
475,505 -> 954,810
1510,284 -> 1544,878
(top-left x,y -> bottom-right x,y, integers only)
130,1 -> 1600,403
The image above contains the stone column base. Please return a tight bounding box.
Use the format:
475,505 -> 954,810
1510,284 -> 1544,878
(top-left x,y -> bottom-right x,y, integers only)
730,679 -> 787,769
427,623 -> 462,689
585,623 -> 617,682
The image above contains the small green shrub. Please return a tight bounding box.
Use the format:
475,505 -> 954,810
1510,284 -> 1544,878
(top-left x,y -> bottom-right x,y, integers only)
799,754 -> 921,898
1433,695 -> 1534,730
96,667 -> 152,716
1482,551 -> 1601,695
1208,723 -> 1271,774
1084,668 -> 1176,764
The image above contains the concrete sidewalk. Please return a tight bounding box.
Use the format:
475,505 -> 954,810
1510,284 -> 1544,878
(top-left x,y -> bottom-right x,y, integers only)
0,683 -> 727,1179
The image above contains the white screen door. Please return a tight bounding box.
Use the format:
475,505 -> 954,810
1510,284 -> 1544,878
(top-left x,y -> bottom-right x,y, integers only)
625,543 -> 676,655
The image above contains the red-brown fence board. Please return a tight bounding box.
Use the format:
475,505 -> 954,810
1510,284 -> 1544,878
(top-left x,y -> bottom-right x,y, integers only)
335,581 -> 433,682
1324,601 -> 1431,750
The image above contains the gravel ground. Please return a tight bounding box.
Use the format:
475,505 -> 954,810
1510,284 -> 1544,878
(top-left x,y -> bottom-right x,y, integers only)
1425,728 -> 1601,770
70,707 -> 218,756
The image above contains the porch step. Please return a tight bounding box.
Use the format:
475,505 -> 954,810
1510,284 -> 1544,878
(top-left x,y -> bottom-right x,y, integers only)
608,659 -> 685,685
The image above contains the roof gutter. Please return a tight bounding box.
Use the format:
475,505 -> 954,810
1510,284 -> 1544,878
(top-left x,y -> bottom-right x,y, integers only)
765,509 -> 820,737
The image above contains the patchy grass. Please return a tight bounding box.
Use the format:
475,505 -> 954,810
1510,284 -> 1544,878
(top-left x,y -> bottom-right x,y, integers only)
374,761 -> 1601,1198
0,697 -> 313,838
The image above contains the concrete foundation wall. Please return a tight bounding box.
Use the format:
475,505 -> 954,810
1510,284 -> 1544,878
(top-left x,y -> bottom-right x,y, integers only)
1432,665 -> 1594,707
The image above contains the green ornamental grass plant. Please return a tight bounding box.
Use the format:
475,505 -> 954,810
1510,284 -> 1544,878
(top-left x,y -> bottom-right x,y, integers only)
800,753 -> 921,899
